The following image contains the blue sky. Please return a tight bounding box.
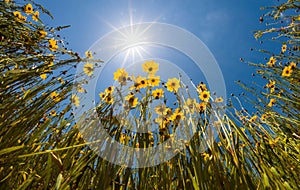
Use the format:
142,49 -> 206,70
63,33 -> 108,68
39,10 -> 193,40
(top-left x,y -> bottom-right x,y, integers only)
35,0 -> 278,97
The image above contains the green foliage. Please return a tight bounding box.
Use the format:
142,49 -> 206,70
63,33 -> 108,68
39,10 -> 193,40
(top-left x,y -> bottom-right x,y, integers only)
0,0 -> 299,189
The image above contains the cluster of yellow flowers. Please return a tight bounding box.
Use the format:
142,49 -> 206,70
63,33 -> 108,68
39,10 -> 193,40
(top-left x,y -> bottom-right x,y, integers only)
96,60 -> 212,132
266,45 -> 297,77
263,44 -> 298,111
12,3 -> 62,53
282,62 -> 296,77
13,4 -> 39,23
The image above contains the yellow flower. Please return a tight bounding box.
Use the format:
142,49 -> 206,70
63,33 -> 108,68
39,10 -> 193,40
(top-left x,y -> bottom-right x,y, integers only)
170,108 -> 185,121
105,95 -> 114,104
113,68 -> 128,86
199,90 -> 210,102
125,94 -> 138,108
48,39 -> 58,51
218,142 -> 222,147
83,63 -> 94,76
13,11 -> 22,19
266,80 -> 275,88
281,66 -> 292,77
281,44 -> 287,53
215,97 -> 223,103
289,62 -> 296,70
249,115 -> 258,123
24,4 -> 34,14
266,80 -> 275,93
50,91 -> 61,102
132,75 -> 148,89
71,95 -> 80,107
197,102 -> 206,113
32,11 -> 39,21
268,98 -> 276,107
20,15 -> 27,22
197,83 -> 207,92
183,98 -> 197,114
267,56 -> 276,67
148,76 -> 160,87
77,85 -> 85,93
261,114 -> 267,121
154,104 -> 167,115
85,51 -> 93,59
57,77 -> 64,84
202,152 -> 210,161
50,110 -> 57,117
152,88 -> 164,99
166,78 -> 180,93
40,73 -> 47,80
99,92 -> 106,100
105,86 -> 114,94
142,60 -> 159,75
120,134 -> 130,144
38,30 -> 47,38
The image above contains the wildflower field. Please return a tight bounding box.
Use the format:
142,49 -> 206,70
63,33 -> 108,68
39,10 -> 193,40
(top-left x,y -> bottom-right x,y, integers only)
0,0 -> 299,189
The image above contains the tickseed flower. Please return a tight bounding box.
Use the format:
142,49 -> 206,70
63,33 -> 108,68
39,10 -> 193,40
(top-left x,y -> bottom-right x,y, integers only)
214,97 -> 223,103
281,66 -> 292,77
261,114 -> 267,121
50,110 -> 57,117
13,11 -> 22,19
125,94 -> 138,108
50,91 -> 61,102
154,104 -> 168,115
105,95 -> 114,104
197,83 -> 207,92
38,30 -> 47,38
152,88 -> 164,99
142,60 -> 159,75
48,39 -> 58,51
20,15 -> 27,22
289,62 -> 296,70
57,77 -> 64,84
197,102 -> 206,113
267,56 -> 276,67
83,63 -> 94,76
268,98 -> 276,107
85,51 -> 93,59
99,92 -> 106,100
113,68 -> 128,86
202,152 -> 210,161
71,95 -> 80,107
166,78 -> 180,93
76,85 -> 85,93
249,115 -> 258,123
105,86 -> 114,94
24,4 -> 34,14
133,75 -> 148,89
120,134 -> 130,144
281,44 -> 287,53
184,98 -> 197,114
266,80 -> 276,93
170,108 -> 185,121
199,90 -> 210,102
148,76 -> 160,87
40,73 -> 47,80
32,11 -> 39,21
